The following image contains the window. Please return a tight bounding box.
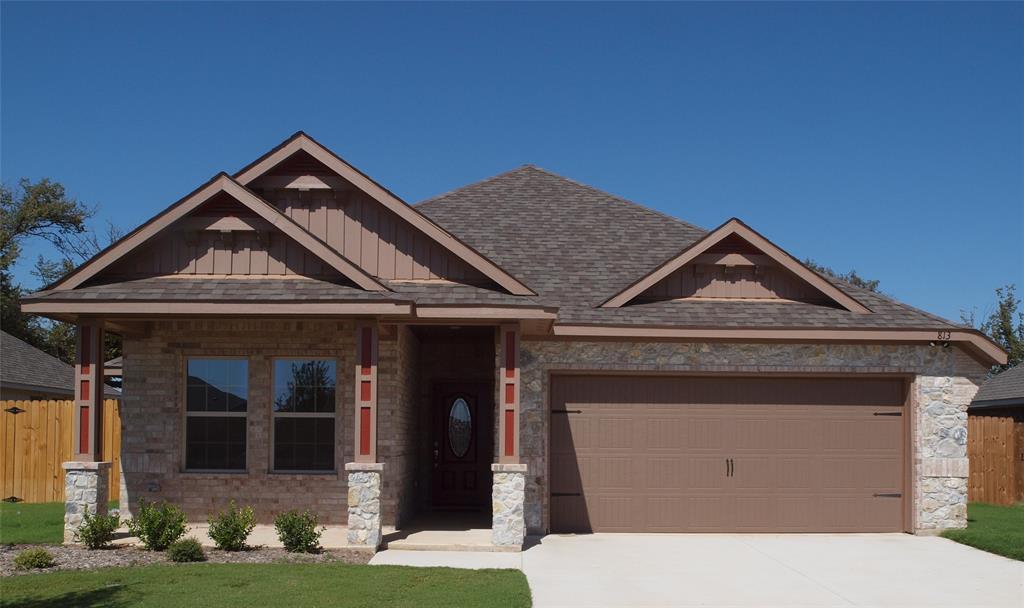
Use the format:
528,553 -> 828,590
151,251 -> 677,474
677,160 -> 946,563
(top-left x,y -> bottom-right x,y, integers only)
273,359 -> 337,471
185,358 -> 247,471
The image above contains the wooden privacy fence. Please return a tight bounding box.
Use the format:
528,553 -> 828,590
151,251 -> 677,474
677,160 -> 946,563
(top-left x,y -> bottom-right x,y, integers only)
1,399 -> 121,504
968,412 -> 1024,505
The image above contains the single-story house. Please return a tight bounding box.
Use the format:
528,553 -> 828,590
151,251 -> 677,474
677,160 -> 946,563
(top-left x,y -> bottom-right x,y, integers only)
1,330 -> 119,401
22,132 -> 1006,549
967,365 -> 1023,505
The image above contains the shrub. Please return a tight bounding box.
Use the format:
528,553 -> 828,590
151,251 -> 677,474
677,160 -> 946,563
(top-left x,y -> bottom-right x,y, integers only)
74,512 -> 121,550
14,548 -> 55,570
127,499 -> 188,551
273,510 -> 324,553
166,537 -> 206,563
207,500 -> 256,551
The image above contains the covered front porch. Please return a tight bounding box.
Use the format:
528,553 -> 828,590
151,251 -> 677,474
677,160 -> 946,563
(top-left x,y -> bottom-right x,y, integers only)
53,316 -> 532,552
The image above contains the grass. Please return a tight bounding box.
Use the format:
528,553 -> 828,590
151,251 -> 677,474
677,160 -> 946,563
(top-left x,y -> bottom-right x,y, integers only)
0,563 -> 532,607
941,502 -> 1024,561
1,501 -> 118,545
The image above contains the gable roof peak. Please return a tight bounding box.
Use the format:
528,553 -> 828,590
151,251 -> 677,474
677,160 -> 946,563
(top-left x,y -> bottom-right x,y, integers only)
601,216 -> 872,314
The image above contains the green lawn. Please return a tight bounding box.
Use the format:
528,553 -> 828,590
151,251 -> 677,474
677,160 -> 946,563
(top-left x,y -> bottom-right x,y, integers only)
0,563 -> 531,607
941,502 -> 1024,561
1,501 -> 117,545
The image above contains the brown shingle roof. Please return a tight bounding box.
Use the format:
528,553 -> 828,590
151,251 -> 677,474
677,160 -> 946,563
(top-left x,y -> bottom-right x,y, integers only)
417,166 -> 962,330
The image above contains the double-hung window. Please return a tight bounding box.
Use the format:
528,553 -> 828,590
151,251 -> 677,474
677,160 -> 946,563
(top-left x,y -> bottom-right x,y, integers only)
273,359 -> 337,472
185,358 -> 248,471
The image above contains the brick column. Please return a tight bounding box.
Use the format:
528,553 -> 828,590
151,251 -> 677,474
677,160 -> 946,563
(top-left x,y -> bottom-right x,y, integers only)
63,461 -> 111,543
492,463 -> 527,548
346,462 -> 383,549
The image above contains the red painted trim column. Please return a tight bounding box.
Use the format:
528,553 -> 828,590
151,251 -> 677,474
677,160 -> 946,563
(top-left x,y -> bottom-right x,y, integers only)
73,322 -> 104,461
354,322 -> 378,463
498,324 -> 520,464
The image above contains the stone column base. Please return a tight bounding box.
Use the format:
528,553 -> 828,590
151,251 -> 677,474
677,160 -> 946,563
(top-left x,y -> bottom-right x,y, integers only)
492,463 -> 527,549
346,462 -> 383,550
63,461 -> 112,544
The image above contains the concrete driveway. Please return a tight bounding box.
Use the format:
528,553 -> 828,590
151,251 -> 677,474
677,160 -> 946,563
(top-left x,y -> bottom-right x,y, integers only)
521,533 -> 1024,608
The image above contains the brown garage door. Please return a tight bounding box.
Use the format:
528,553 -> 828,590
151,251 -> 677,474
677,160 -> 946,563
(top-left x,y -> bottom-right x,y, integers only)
550,375 -> 907,533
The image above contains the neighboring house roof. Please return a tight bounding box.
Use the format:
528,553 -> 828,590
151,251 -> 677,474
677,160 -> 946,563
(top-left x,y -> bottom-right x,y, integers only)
0,330 -> 119,397
20,134 -> 1006,365
971,365 -> 1024,410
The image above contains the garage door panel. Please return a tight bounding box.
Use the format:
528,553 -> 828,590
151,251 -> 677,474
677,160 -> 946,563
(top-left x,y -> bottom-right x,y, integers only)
550,375 -> 906,533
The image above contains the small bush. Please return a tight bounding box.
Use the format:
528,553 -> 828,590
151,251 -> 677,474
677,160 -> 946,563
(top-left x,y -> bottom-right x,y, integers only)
75,512 -> 121,550
273,510 -> 324,553
166,537 -> 206,563
14,548 -> 55,570
127,499 -> 188,551
207,500 -> 256,551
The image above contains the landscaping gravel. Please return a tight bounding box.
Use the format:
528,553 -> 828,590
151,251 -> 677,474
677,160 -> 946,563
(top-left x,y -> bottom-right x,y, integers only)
0,544 -> 372,576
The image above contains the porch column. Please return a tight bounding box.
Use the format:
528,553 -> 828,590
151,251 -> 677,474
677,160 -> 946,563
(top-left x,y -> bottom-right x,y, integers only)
493,324 -> 526,548
497,324 -> 520,464
65,321 -> 111,543
347,321 -> 383,550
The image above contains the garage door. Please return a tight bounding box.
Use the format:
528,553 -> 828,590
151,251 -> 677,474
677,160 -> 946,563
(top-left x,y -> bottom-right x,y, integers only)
550,375 -> 906,533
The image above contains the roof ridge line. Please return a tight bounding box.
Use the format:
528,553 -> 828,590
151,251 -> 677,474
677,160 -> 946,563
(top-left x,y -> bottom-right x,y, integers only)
415,164 -> 536,208
521,165 -> 708,234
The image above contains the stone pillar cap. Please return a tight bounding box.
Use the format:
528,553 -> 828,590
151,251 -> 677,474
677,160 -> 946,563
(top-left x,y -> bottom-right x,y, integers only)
492,463 -> 528,473
62,461 -> 113,470
345,462 -> 384,472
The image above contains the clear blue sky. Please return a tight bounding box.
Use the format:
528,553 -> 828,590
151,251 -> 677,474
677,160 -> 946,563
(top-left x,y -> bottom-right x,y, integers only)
2,2 -> 1022,322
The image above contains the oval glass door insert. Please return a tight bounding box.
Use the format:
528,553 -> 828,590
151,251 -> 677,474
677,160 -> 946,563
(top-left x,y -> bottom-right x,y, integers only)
448,397 -> 472,458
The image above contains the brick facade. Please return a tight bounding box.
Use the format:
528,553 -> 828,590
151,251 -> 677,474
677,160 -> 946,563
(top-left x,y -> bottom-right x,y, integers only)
120,323 -> 988,536
121,319 -> 357,524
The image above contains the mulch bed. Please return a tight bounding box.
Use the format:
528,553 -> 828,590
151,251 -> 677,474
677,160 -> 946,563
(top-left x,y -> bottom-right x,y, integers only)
0,543 -> 372,577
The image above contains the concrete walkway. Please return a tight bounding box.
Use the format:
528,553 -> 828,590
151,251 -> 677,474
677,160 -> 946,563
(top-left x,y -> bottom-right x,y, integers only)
372,533 -> 1024,608
522,534 -> 1024,608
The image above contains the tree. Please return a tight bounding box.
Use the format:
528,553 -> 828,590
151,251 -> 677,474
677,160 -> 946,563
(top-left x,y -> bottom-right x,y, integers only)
0,177 -> 122,363
0,178 -> 92,350
961,284 -> 1023,373
803,259 -> 881,293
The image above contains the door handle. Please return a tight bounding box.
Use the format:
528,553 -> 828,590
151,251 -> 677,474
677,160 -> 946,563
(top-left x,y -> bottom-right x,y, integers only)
725,458 -> 734,477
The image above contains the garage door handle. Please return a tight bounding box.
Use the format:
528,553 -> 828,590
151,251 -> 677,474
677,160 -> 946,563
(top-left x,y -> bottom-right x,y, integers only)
873,412 -> 901,416
872,493 -> 902,498
551,410 -> 582,414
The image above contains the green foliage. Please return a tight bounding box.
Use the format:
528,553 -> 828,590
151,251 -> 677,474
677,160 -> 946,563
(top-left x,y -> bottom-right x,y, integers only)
127,499 -> 188,551
941,503 -> 1024,561
207,501 -> 256,551
74,512 -> 121,550
273,510 -> 324,553
0,178 -> 91,273
803,259 -> 881,293
14,547 -> 56,570
961,284 -> 1023,372
166,537 -> 206,563
0,176 -> 123,365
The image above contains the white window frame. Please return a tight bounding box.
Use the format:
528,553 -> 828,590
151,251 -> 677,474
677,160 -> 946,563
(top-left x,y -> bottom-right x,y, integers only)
182,356 -> 249,473
270,357 -> 339,474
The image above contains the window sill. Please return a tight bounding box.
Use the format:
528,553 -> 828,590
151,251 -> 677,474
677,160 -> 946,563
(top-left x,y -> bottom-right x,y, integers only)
179,470 -> 249,478
268,470 -> 339,479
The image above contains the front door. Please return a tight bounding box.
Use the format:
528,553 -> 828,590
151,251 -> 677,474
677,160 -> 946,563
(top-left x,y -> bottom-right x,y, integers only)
432,383 -> 493,509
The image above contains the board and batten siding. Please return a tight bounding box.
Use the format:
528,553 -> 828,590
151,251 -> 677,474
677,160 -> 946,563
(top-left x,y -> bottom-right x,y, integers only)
641,264 -> 829,302
104,188 -> 485,282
